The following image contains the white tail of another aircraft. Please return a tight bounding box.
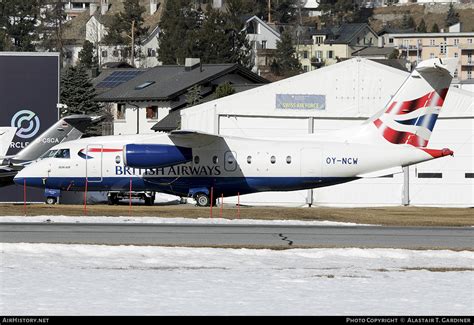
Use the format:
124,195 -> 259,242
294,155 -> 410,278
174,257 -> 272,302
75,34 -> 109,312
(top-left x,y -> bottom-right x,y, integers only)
366,58 -> 457,147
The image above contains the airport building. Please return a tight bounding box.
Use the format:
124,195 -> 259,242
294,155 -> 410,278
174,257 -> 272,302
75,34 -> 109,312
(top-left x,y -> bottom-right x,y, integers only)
181,58 -> 474,207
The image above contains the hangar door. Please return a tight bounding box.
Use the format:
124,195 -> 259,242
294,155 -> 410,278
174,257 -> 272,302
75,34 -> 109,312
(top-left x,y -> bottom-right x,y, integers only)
219,116 -> 310,137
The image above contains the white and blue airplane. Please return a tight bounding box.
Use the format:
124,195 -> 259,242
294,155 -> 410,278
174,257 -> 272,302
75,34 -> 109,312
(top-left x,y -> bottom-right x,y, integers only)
14,58 -> 457,206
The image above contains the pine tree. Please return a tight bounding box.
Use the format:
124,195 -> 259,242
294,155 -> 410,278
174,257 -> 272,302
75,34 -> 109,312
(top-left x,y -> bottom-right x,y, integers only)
445,3 -> 460,27
38,0 -> 66,58
272,30 -> 301,77
78,40 -> 97,69
431,23 -> 440,33
401,14 -> 415,30
416,19 -> 427,33
158,0 -> 201,64
214,82 -> 235,99
103,0 -> 148,64
60,66 -> 103,135
2,0 -> 40,51
186,84 -> 203,107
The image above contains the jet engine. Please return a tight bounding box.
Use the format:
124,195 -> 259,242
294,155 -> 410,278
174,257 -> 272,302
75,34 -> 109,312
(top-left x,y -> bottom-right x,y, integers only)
123,144 -> 192,168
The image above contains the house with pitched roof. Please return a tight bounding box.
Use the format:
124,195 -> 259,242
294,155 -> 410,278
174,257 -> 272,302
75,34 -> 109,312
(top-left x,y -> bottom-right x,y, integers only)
93,59 -> 269,135
62,0 -> 163,68
295,23 -> 379,72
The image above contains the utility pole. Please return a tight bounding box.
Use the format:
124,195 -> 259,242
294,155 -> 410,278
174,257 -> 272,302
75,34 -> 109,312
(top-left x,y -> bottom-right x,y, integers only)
131,19 -> 135,67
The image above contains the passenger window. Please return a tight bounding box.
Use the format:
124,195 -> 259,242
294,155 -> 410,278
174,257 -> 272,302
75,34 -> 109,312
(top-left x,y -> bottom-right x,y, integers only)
55,149 -> 70,159
247,156 -> 252,164
194,156 -> 200,164
286,156 -> 292,164
270,156 -> 276,164
212,156 -> 218,164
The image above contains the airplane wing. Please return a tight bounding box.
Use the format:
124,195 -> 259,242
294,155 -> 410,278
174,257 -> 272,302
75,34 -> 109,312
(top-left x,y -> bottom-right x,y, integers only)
168,130 -> 224,148
0,127 -> 17,157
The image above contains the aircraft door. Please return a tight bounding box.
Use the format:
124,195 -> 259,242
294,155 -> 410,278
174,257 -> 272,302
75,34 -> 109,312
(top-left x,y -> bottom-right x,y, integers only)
300,147 -> 322,177
86,144 -> 103,182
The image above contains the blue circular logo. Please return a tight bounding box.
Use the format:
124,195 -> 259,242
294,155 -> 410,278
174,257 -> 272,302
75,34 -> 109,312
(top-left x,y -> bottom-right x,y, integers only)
11,110 -> 41,139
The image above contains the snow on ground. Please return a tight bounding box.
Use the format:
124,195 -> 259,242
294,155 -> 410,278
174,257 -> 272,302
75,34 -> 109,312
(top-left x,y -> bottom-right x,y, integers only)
1,244 -> 472,315
0,215 -> 376,226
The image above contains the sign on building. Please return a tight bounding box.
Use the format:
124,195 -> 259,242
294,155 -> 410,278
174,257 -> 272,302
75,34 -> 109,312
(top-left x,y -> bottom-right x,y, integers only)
0,53 -> 59,202
276,94 -> 326,110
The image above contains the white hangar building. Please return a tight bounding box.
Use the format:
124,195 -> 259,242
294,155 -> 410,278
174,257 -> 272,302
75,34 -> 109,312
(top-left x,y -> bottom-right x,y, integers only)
181,58 -> 474,207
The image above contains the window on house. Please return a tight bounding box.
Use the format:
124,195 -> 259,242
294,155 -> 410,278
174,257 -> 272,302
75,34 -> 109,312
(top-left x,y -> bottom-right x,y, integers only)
388,38 -> 394,44
468,39 -> 473,44
146,106 -> 158,120
454,52 -> 459,58
261,40 -> 267,49
468,69 -> 472,80
303,51 -> 308,59
327,50 -> 334,59
430,53 -> 435,59
303,65 -> 309,72
440,43 -> 447,55
101,50 -> 108,58
147,48 -> 156,57
135,81 -> 155,90
113,49 -> 119,57
430,39 -> 435,46
315,36 -> 324,44
454,69 -> 458,79
315,51 -> 322,59
116,103 -> 125,120
454,39 -> 459,46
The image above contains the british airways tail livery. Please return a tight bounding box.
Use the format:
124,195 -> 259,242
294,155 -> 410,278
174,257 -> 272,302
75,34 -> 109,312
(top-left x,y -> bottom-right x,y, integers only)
14,58 -> 457,206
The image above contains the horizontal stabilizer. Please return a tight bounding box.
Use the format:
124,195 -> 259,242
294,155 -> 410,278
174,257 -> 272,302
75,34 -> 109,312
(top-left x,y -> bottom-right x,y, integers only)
0,127 -> 17,157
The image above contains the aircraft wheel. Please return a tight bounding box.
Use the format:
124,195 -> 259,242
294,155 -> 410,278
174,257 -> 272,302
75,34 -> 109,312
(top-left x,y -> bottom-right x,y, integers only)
45,197 -> 57,205
195,193 -> 210,207
144,196 -> 154,206
108,193 -> 119,205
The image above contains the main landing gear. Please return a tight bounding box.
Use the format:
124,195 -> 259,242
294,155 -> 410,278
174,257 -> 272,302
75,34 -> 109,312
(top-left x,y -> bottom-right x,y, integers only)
194,192 -> 217,207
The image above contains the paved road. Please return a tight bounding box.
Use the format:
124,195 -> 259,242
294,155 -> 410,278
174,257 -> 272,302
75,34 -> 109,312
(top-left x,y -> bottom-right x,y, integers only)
0,223 -> 473,249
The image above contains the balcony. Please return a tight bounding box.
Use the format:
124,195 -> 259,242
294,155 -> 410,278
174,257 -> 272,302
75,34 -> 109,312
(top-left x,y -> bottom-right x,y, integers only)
310,57 -> 324,68
459,44 -> 474,51
398,45 -> 422,51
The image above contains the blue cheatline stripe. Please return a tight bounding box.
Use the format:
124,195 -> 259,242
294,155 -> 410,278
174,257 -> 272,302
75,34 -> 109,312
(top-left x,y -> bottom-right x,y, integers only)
395,114 -> 438,132
14,176 -> 358,198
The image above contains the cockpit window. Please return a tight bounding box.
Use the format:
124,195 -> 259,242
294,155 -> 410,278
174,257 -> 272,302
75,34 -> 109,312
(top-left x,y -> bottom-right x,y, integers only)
40,149 -> 58,159
54,149 -> 70,159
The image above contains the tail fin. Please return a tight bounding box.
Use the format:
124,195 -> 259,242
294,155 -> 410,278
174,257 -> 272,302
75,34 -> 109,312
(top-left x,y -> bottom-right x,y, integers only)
371,58 -> 457,147
13,115 -> 99,162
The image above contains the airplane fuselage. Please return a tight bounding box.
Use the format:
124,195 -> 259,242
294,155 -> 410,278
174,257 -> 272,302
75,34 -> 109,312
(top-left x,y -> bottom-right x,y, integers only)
15,131 -> 441,199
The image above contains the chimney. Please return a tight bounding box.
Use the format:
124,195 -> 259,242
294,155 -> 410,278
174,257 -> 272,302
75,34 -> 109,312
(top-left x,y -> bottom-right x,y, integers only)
150,0 -> 158,15
101,0 -> 109,15
90,2 -> 98,16
185,58 -> 201,71
213,0 -> 223,8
